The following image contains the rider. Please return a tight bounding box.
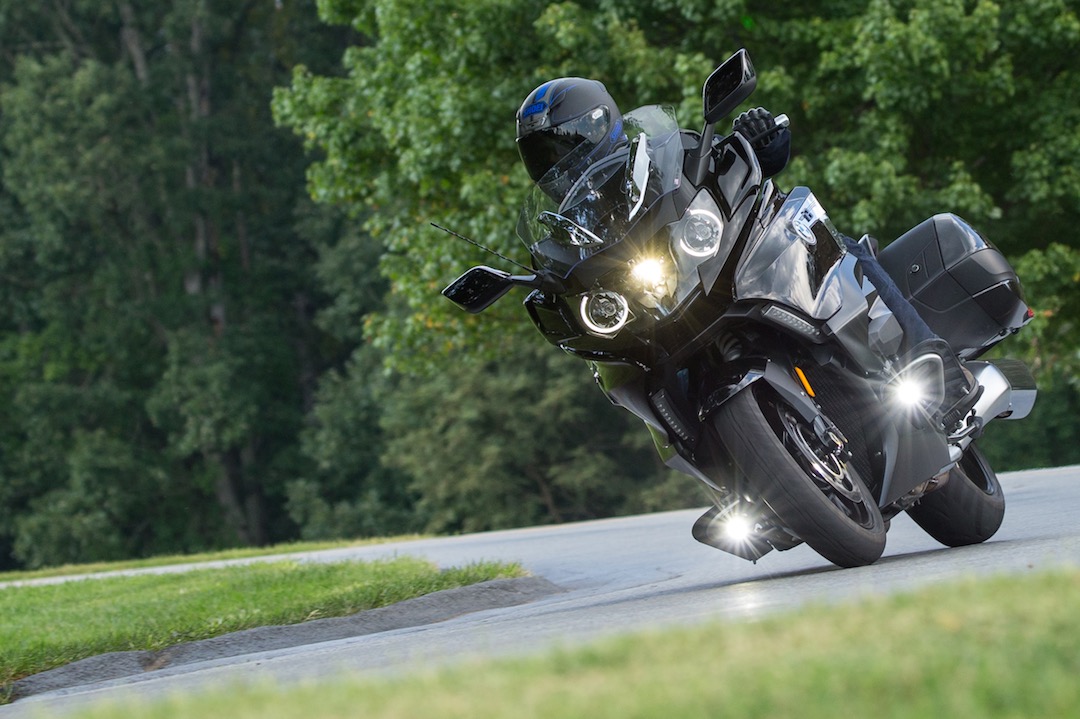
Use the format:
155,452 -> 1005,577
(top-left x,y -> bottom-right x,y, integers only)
515,77 -> 980,429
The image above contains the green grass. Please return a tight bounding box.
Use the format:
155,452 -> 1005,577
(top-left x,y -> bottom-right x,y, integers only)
0,535 -> 428,583
0,556 -> 522,692
63,568 -> 1080,719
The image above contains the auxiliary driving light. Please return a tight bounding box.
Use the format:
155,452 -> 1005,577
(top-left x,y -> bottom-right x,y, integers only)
892,377 -> 928,408
724,515 -> 755,543
889,352 -> 947,417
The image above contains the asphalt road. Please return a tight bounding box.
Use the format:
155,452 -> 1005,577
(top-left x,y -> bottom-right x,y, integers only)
5,464 -> 1079,717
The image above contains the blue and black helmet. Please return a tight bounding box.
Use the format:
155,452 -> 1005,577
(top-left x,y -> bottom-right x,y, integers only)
516,77 -> 624,184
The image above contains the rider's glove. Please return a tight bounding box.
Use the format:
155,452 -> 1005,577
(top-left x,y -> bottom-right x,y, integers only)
732,106 -> 790,178
732,107 -> 777,149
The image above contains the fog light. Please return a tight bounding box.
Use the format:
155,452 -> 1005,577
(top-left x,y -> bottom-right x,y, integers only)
724,515 -> 754,542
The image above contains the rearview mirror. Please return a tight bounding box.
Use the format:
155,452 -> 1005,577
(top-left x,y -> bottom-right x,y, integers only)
442,266 -> 516,313
703,49 -> 757,124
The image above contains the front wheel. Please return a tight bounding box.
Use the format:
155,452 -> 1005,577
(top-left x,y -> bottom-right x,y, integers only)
714,386 -> 886,568
906,443 -> 1005,546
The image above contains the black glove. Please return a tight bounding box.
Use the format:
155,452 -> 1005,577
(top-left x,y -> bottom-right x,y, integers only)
732,107 -> 777,149
732,106 -> 790,178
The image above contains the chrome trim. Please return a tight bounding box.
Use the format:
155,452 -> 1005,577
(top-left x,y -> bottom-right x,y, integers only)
1006,389 -> 1037,420
968,361 -> 1014,421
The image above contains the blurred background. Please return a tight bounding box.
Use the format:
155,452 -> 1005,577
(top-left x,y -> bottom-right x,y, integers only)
0,0 -> 1075,570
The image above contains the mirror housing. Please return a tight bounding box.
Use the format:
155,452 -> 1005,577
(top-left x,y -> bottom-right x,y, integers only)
703,49 -> 757,124
443,265 -> 551,313
442,266 -> 516,313
687,48 -> 758,186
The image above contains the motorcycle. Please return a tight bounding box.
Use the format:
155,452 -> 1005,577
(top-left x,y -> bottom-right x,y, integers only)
441,49 -> 1036,568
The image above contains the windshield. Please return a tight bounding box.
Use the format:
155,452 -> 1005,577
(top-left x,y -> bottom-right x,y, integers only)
517,105 -> 685,276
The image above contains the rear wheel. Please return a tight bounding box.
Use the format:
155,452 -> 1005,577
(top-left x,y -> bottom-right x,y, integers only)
714,386 -> 886,568
907,444 -> 1004,546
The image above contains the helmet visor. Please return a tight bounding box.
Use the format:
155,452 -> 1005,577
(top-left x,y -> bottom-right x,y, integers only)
518,106 -> 612,183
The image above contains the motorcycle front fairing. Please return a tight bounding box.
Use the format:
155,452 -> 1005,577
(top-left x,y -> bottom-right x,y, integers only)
726,185 -> 958,502
734,187 -> 847,321
518,106 -> 747,481
519,105 -> 699,357
520,116 -> 771,361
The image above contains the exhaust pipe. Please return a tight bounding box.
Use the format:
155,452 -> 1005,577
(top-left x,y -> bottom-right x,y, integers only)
945,359 -> 1037,460
969,359 -> 1038,422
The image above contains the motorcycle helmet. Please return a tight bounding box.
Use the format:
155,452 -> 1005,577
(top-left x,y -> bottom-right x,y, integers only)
516,78 -> 624,187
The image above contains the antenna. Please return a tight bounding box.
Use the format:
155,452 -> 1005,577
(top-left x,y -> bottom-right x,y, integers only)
430,223 -> 535,274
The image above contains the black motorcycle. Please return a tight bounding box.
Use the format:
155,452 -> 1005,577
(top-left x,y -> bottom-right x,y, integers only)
442,49 -> 1036,568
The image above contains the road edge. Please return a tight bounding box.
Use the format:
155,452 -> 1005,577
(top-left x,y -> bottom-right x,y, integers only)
9,575 -> 564,703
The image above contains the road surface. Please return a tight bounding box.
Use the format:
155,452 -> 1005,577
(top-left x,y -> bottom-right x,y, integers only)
4,464 -> 1078,716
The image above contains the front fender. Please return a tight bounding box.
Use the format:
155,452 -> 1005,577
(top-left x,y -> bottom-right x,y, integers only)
698,357 -> 820,427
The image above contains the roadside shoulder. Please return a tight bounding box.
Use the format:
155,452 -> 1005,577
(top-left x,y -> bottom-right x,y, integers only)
10,576 -> 563,703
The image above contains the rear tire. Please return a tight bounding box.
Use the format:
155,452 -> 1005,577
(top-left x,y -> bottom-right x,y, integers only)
907,444 -> 1004,546
714,386 -> 886,568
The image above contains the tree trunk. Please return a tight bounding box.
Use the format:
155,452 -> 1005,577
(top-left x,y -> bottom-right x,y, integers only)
183,4 -> 263,544
212,449 -> 253,545
525,465 -> 563,523
118,3 -> 150,86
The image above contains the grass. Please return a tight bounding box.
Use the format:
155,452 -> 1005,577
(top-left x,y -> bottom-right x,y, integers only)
61,568 -> 1080,719
0,534 -> 428,583
0,556 -> 522,693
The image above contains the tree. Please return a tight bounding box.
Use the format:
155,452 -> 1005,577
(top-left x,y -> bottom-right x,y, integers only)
379,342 -> 680,533
0,1 -> 354,567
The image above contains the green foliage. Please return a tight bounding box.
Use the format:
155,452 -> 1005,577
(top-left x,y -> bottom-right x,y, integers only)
379,343 -> 680,533
0,1 -> 352,567
11,429 -> 162,568
1011,243 -> 1080,375
0,0 -> 1077,568
286,346 -> 418,540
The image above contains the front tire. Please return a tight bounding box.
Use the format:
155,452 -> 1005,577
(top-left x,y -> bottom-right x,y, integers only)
714,386 -> 886,568
907,443 -> 1004,546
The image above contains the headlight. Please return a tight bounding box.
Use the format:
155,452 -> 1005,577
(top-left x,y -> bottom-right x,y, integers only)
630,257 -> 676,309
576,190 -> 728,334
661,189 -> 729,315
631,257 -> 667,287
580,290 -> 630,335
676,207 -> 724,257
